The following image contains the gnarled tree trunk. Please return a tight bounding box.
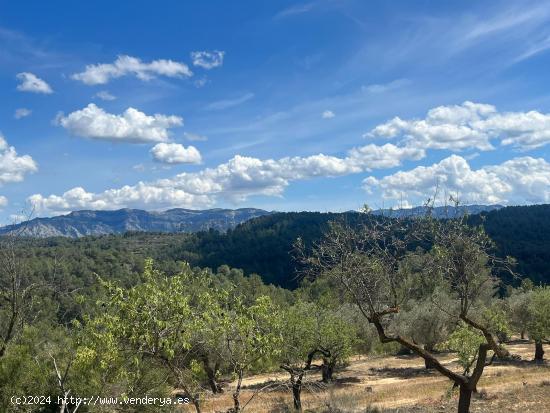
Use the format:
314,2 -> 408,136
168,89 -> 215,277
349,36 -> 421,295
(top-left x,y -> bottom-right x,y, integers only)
534,340 -> 544,362
424,345 -> 437,369
321,358 -> 335,383
458,384 -> 473,413
281,349 -> 320,411
368,312 -> 489,413
460,314 -> 510,359
230,369 -> 244,413
201,354 -> 223,393
291,380 -> 302,411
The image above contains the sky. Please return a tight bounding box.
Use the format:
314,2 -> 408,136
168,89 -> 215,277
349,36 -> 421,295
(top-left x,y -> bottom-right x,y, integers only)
2,0 -> 550,223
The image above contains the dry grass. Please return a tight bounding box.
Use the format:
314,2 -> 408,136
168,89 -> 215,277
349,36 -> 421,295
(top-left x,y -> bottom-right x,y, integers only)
183,341 -> 549,412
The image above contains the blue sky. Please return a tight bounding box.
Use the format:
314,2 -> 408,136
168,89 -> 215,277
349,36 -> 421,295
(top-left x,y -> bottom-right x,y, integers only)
2,0 -> 550,223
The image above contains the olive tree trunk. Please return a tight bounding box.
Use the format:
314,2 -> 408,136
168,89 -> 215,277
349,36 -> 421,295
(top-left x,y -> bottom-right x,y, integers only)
534,340 -> 544,362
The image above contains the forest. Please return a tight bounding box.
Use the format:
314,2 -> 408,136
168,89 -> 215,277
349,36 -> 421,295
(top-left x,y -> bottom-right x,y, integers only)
1,207 -> 549,413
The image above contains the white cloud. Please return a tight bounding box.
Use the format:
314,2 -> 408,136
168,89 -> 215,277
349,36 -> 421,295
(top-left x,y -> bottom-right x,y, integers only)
0,133 -> 38,185
191,51 -> 225,69
322,110 -> 335,119
16,72 -> 53,94
206,93 -> 254,110
94,90 -> 116,101
56,104 -> 183,143
71,55 -> 193,85
14,108 -> 32,119
347,144 -> 424,171
28,185 -> 213,213
0,196 -> 7,208
28,143 -> 422,214
184,132 -> 208,142
368,101 -> 550,151
363,155 -> 550,205
150,143 -> 202,164
475,110 -> 550,150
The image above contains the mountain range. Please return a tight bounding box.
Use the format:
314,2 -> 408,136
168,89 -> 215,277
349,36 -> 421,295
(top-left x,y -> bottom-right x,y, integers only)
0,204 -> 504,238
0,208 -> 272,238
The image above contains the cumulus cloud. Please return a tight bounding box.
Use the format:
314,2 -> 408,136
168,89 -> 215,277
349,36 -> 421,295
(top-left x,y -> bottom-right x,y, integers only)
14,108 -> 32,119
363,155 -> 550,205
28,143 -> 422,214
28,185 -> 213,214
347,144 -> 424,171
56,104 -> 183,143
94,90 -> 116,101
368,101 -> 550,151
71,55 -> 193,85
0,196 -> 7,208
0,133 -> 38,185
150,143 -> 202,164
16,72 -> 53,94
322,110 -> 335,119
191,50 -> 225,69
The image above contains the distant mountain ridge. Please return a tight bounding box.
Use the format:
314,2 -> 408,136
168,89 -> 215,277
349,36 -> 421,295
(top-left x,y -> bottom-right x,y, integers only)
372,204 -> 504,218
0,208 -> 273,238
0,205 -> 504,238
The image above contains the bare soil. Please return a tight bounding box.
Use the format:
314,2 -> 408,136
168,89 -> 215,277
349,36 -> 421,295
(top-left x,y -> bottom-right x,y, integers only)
186,341 -> 550,412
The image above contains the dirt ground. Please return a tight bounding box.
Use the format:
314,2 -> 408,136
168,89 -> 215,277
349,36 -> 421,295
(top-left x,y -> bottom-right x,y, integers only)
188,340 -> 550,413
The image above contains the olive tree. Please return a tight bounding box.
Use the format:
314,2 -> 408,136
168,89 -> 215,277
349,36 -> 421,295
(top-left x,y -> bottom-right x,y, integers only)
428,217 -> 512,359
506,288 -> 532,340
297,212 -> 507,413
526,286 -> 550,362
392,295 -> 455,369
279,302 -> 357,411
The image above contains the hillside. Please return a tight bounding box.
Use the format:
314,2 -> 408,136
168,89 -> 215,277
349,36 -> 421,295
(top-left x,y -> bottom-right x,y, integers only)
156,205 -> 550,287
0,207 -> 272,238
9,204 -> 550,288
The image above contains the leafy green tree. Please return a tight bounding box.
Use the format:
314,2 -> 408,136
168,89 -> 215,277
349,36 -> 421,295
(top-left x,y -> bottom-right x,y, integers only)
526,287 -> 550,362
317,308 -> 356,383
279,301 -> 318,411
393,295 -> 455,369
79,259 -> 217,413
278,302 -> 356,410
216,295 -> 283,413
447,323 -> 487,374
506,290 -> 532,340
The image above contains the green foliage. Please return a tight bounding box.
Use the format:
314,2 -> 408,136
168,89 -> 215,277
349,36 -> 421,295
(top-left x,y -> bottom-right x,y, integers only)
78,259 -> 224,402
393,296 -> 455,350
280,302 -> 357,369
482,301 -> 511,340
446,323 -> 486,370
526,286 -> 550,341
220,294 -> 284,375
506,289 -> 532,337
